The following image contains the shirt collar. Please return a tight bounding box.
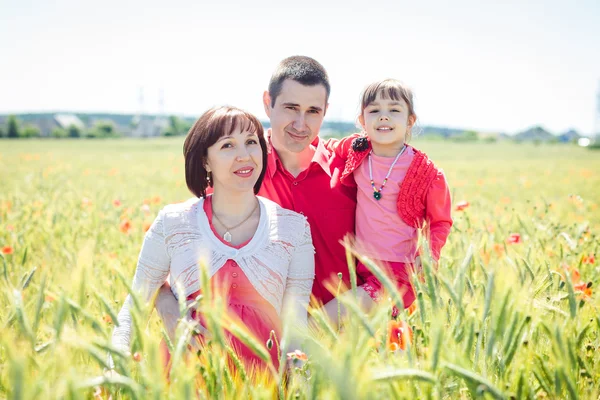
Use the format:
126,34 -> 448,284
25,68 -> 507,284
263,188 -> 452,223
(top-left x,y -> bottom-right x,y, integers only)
266,131 -> 332,178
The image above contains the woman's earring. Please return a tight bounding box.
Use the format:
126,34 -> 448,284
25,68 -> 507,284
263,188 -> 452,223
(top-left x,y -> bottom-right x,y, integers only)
206,171 -> 212,186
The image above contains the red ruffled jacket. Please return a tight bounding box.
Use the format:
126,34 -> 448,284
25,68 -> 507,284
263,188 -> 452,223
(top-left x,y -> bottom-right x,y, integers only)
332,134 -> 453,261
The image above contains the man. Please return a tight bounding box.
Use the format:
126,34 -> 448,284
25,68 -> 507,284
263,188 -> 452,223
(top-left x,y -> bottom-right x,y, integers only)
155,55 -> 358,338
257,56 -> 358,305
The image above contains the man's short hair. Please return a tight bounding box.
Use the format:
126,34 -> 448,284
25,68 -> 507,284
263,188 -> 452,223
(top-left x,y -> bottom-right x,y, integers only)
268,56 -> 330,107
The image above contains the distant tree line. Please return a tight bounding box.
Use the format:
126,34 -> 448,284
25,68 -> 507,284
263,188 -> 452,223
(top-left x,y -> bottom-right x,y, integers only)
0,115 -> 120,139
0,114 -> 594,147
161,116 -> 193,137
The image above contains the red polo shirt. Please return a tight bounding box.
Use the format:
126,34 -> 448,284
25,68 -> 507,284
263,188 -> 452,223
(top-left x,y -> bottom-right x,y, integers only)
258,137 -> 360,306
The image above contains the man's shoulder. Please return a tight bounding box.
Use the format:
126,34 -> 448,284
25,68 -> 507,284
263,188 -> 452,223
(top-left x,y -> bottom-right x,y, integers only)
259,196 -> 304,220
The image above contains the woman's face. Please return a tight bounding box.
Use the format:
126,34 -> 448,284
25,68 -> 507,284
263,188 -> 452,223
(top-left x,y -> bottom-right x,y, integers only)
205,127 -> 263,195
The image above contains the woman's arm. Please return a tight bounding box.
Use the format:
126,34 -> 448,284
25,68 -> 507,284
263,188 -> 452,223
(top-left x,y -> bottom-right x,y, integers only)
109,210 -> 170,368
281,218 -> 315,354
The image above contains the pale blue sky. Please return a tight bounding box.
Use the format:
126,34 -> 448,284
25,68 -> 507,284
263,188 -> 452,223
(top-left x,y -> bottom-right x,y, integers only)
1,0 -> 599,134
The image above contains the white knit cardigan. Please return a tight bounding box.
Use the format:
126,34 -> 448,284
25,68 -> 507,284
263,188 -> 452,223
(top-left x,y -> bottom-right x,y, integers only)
111,195 -> 315,353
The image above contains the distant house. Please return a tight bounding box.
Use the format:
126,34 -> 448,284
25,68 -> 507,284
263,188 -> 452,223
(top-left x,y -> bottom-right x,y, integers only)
129,115 -> 169,137
558,129 -> 581,143
28,114 -> 85,137
514,126 -> 554,142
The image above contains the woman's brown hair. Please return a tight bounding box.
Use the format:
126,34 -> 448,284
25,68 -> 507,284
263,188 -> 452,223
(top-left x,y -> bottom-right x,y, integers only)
183,106 -> 268,198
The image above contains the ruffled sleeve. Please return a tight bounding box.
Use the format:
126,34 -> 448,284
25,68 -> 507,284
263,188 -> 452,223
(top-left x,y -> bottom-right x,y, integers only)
281,218 -> 315,351
109,210 -> 171,366
424,170 -> 453,261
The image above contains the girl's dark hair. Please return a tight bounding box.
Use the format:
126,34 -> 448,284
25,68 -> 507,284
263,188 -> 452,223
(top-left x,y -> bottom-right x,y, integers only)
360,79 -> 417,141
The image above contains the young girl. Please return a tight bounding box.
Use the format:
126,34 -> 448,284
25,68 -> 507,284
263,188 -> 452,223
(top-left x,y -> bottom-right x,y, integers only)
325,79 -> 452,319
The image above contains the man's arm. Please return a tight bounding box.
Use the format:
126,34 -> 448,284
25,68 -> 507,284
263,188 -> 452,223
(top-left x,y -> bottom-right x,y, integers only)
154,281 -> 180,342
154,281 -> 207,351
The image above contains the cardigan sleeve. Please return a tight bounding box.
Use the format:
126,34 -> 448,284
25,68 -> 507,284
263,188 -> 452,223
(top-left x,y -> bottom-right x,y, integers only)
109,210 -> 171,367
281,218 -> 315,352
424,170 -> 453,261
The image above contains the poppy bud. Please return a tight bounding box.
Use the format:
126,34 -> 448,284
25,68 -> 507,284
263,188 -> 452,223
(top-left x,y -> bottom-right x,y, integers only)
266,338 -> 273,350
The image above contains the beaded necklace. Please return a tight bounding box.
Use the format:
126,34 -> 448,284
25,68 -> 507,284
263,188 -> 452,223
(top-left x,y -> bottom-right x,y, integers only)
368,144 -> 407,200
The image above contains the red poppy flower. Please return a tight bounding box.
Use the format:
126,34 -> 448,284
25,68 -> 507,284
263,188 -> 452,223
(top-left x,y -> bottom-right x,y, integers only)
558,263 -> 581,283
6,225 -> 14,232
481,250 -> 491,265
582,254 -> 595,265
493,243 -> 504,257
407,303 -> 417,316
132,352 -> 142,362
388,342 -> 400,352
387,320 -> 413,351
574,281 -> 592,300
119,219 -> 132,234
112,199 -> 122,207
454,200 -> 469,211
506,233 -> 521,244
1,246 -> 14,255
286,350 -> 308,361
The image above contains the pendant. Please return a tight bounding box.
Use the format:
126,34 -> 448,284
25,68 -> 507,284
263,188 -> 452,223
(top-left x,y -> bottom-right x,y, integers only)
223,231 -> 232,242
373,191 -> 382,200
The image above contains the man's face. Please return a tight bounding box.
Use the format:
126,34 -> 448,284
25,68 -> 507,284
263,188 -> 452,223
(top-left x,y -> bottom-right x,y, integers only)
263,79 -> 328,155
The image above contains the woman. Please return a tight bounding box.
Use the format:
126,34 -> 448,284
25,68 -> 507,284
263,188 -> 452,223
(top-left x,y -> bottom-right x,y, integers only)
109,106 -> 315,373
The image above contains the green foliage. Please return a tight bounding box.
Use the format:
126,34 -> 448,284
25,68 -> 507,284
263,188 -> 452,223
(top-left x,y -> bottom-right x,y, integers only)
20,125 -> 41,138
68,125 -> 82,138
451,130 -> 479,142
7,115 -> 20,138
162,115 -> 192,136
588,140 -> 600,150
51,127 -> 68,138
0,125 -> 5,138
87,121 -> 119,138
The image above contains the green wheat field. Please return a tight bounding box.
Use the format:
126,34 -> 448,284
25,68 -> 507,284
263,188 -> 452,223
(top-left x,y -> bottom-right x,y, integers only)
1,138 -> 599,399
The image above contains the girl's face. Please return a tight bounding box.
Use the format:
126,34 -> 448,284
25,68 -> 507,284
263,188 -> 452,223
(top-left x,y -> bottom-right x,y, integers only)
205,127 -> 263,196
359,93 -> 415,155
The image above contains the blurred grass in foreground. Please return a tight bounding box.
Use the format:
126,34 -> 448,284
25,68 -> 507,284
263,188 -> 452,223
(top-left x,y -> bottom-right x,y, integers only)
0,139 -> 599,399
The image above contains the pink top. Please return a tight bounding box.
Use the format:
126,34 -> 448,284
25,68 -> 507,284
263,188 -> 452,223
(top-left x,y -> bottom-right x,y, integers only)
335,135 -> 452,263
354,147 -> 418,263
354,146 -> 452,262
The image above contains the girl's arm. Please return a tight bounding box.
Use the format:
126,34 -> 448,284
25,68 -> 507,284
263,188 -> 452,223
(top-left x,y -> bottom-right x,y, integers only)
424,170 -> 453,262
109,210 -> 170,368
281,219 -> 315,354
